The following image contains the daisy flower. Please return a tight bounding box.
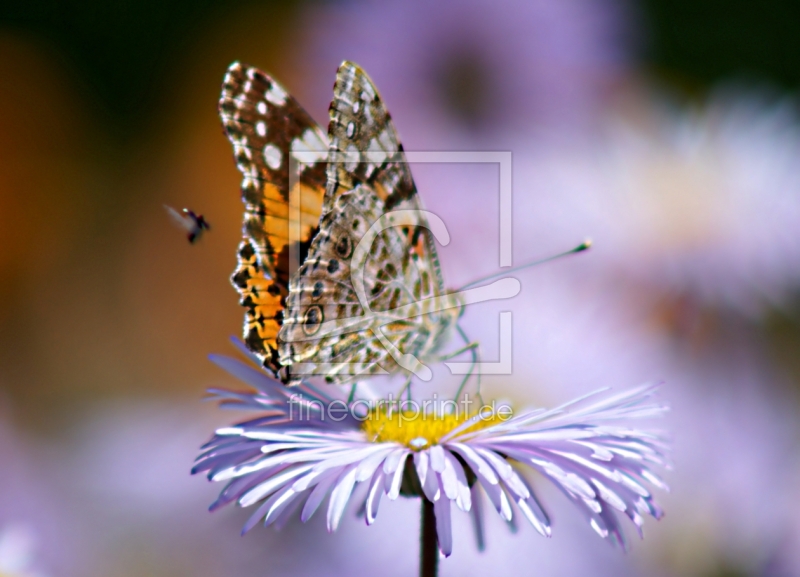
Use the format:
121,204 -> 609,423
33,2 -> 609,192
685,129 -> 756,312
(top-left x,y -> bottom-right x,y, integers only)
193,349 -> 669,560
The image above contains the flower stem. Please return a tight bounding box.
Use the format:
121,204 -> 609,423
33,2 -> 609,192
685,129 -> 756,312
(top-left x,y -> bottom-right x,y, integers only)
420,498 -> 438,577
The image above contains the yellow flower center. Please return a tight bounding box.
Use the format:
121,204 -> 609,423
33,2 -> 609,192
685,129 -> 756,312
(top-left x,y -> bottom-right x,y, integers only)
361,408 -> 506,450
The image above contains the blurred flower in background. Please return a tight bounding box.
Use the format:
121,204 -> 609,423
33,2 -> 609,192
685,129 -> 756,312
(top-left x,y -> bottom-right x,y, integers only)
297,0 -> 636,146
519,87 -> 800,320
0,412 -> 79,577
0,524 -> 47,577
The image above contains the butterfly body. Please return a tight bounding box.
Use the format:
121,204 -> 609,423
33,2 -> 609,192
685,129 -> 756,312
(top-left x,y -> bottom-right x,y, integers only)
220,61 -> 460,385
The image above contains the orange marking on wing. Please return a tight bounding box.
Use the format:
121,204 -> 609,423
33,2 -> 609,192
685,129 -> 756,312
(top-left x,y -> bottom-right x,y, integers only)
372,180 -> 390,201
261,182 -> 284,203
405,227 -> 426,259
244,276 -> 284,346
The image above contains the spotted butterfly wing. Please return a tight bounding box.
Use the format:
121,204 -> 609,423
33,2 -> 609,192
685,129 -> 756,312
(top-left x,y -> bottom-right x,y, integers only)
278,61 -> 461,385
219,62 -> 328,375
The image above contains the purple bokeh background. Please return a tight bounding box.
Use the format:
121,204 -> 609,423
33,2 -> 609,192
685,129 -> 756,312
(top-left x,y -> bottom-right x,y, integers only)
1,1 -> 800,576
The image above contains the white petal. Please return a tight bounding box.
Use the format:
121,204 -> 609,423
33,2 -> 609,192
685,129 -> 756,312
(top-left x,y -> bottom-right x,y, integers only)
263,488 -> 302,526
414,451 -> 429,487
447,443 -> 499,484
212,452 -> 286,481
387,452 -> 410,500
242,485 -> 295,533
570,440 -> 615,461
366,470 -> 385,525
383,447 -> 407,474
475,449 -> 529,499
239,464 -> 314,506
292,466 -> 337,492
421,464 -> 441,502
582,497 -> 602,513
444,451 -> 472,511
470,485 -> 486,551
259,442 -> 329,455
327,466 -> 358,531
475,475 -> 507,518
433,493 -> 453,557
590,518 -> 609,538
313,444 -> 388,472
591,478 -> 627,512
549,449 -> 623,483
439,455 -> 459,500
355,447 -> 393,482
499,488 -> 513,521
619,472 -> 650,497
529,457 -> 596,500
641,469 -> 670,491
517,497 -> 551,537
272,493 -> 306,531
492,430 -> 596,442
474,448 -> 514,481
429,445 -> 446,472
300,469 -> 341,522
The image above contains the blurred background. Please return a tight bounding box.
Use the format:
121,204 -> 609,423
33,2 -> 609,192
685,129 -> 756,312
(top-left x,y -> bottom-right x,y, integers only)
1,0 -> 800,575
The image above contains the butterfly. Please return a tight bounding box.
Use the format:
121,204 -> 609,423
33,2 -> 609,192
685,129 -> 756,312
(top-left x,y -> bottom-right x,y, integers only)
219,61 -> 465,386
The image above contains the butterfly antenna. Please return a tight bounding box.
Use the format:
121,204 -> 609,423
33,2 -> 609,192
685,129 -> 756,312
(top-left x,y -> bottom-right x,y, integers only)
458,239 -> 591,291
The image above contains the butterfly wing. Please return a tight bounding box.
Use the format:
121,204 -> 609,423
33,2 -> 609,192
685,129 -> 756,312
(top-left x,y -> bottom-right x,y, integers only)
219,62 -> 328,374
278,61 -> 459,385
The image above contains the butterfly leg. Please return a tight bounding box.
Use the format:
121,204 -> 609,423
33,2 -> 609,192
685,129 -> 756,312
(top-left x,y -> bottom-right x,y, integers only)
449,325 -> 482,404
438,341 -> 479,362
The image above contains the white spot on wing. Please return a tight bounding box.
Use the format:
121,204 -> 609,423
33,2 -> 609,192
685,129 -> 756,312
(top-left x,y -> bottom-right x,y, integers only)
257,101 -> 267,115
378,128 -> 396,153
233,142 -> 252,160
264,144 -> 282,170
343,69 -> 355,92
255,121 -> 267,137
345,144 -> 359,172
266,83 -> 287,105
243,175 -> 260,191
346,122 -> 355,137
365,138 -> 386,164
352,100 -> 360,113
304,128 -> 328,153
360,84 -> 375,101
291,129 -> 328,166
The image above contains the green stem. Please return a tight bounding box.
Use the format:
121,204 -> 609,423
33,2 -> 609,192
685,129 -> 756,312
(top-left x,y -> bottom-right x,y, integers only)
420,498 -> 439,577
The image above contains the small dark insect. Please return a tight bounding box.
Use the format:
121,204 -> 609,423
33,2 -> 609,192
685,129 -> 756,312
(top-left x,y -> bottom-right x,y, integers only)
165,205 -> 211,243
